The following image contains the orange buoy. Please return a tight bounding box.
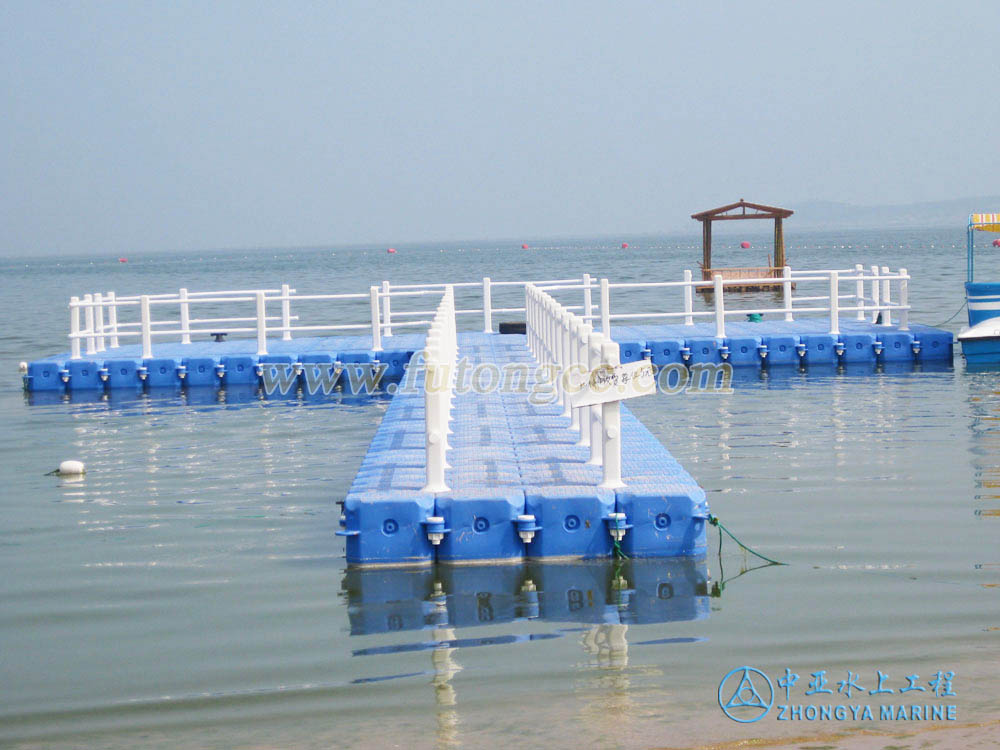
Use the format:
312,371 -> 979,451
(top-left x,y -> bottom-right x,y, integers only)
621,242 -> 629,249
387,247 -> 397,254
740,241 -> 751,249
521,244 -> 530,249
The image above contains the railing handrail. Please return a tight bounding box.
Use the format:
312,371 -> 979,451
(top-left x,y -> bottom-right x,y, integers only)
63,267 -> 910,360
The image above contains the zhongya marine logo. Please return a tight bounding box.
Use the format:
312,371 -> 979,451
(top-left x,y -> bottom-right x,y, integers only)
718,666 -> 774,723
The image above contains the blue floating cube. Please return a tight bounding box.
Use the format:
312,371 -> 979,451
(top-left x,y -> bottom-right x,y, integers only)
26,360 -> 64,391
144,358 -> 180,387
616,487 -> 709,558
840,333 -> 876,363
183,357 -> 219,387
341,492 -> 436,567
725,336 -> 762,366
880,331 -> 915,362
104,359 -> 141,389
435,490 -> 525,563
686,337 -> 722,365
763,335 -> 799,365
221,355 -> 257,385
800,334 -> 838,365
648,338 -> 686,367
67,360 -> 102,390
523,488 -> 615,559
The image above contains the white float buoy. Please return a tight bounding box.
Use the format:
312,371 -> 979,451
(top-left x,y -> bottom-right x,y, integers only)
19,361 -> 28,374
57,460 -> 86,476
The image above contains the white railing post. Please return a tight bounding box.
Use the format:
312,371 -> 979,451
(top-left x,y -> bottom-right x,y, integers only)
854,264 -> 865,321
899,268 -> 909,331
881,266 -> 892,326
70,296 -> 81,360
140,295 -> 153,359
782,266 -> 793,322
587,332 -> 604,467
106,291 -> 119,348
828,271 -> 840,335
575,322 -> 593,448
94,292 -> 106,352
282,283 -> 293,340
482,277 -> 492,333
369,285 -> 382,352
600,278 -> 611,334
179,287 -> 191,344
583,273 -> 594,323
713,274 -> 725,338
560,314 -> 572,419
255,290 -> 268,356
599,340 -> 624,490
683,270 -> 694,325
870,264 -> 880,323
83,294 -> 96,355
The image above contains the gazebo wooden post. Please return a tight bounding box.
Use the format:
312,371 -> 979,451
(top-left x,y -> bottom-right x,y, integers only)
702,220 -> 712,272
774,217 -> 785,268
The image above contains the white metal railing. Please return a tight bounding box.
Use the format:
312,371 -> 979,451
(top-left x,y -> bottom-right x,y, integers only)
595,264 -> 910,337
65,276 -> 593,360
63,265 -> 910,360
526,284 -> 624,490
421,287 -> 457,494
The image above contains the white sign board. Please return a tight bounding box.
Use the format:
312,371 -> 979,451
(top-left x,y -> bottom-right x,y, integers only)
570,360 -> 656,408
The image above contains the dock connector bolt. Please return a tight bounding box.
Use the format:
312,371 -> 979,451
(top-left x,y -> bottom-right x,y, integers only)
516,514 -> 541,545
176,364 -> 187,380
422,516 -> 449,546
873,340 -> 884,356
795,343 -> 806,358
137,366 -> 148,381
59,369 -> 70,384
718,345 -> 730,361
912,340 -> 922,355
215,363 -> 226,379
757,344 -> 769,359
834,341 -> 845,357
680,346 -> 691,362
605,512 -> 632,543
98,367 -> 109,382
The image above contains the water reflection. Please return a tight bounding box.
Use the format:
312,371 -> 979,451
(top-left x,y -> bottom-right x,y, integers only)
343,558 -> 709,749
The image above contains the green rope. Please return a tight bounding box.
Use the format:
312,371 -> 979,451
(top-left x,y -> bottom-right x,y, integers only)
708,514 -> 786,566
612,538 -> 629,560
933,301 -> 967,327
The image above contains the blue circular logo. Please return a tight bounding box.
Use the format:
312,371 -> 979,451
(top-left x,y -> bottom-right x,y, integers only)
718,667 -> 774,723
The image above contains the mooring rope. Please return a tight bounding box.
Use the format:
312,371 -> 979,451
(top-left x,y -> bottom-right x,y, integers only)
933,301 -> 967,327
708,514 -> 786,566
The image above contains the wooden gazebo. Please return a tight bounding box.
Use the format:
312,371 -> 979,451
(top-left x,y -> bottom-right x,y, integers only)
691,199 -> 794,292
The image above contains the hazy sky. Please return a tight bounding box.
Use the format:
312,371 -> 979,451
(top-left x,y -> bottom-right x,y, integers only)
2,1 -> 998,255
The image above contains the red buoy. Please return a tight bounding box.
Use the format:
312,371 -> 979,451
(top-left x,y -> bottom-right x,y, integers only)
740,241 -> 751,249
387,247 -> 397,254
521,244 -> 529,250
118,257 -> 128,263
621,242 -> 629,249
993,239 -> 1000,248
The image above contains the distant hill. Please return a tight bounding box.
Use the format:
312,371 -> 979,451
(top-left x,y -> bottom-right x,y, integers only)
789,197 -> 1000,230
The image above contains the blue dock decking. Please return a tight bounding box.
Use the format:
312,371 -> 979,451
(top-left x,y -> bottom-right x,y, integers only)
23,319 -> 953,393
337,332 -> 710,566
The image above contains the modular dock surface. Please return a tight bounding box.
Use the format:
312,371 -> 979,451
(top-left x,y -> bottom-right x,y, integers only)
337,332 -> 709,566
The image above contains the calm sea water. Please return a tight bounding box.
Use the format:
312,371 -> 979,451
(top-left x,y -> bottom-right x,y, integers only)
1,229 -> 997,749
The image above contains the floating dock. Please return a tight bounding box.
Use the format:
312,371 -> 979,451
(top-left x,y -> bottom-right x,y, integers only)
21,269 -> 955,566
23,320 -> 952,393
337,332 -> 709,566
